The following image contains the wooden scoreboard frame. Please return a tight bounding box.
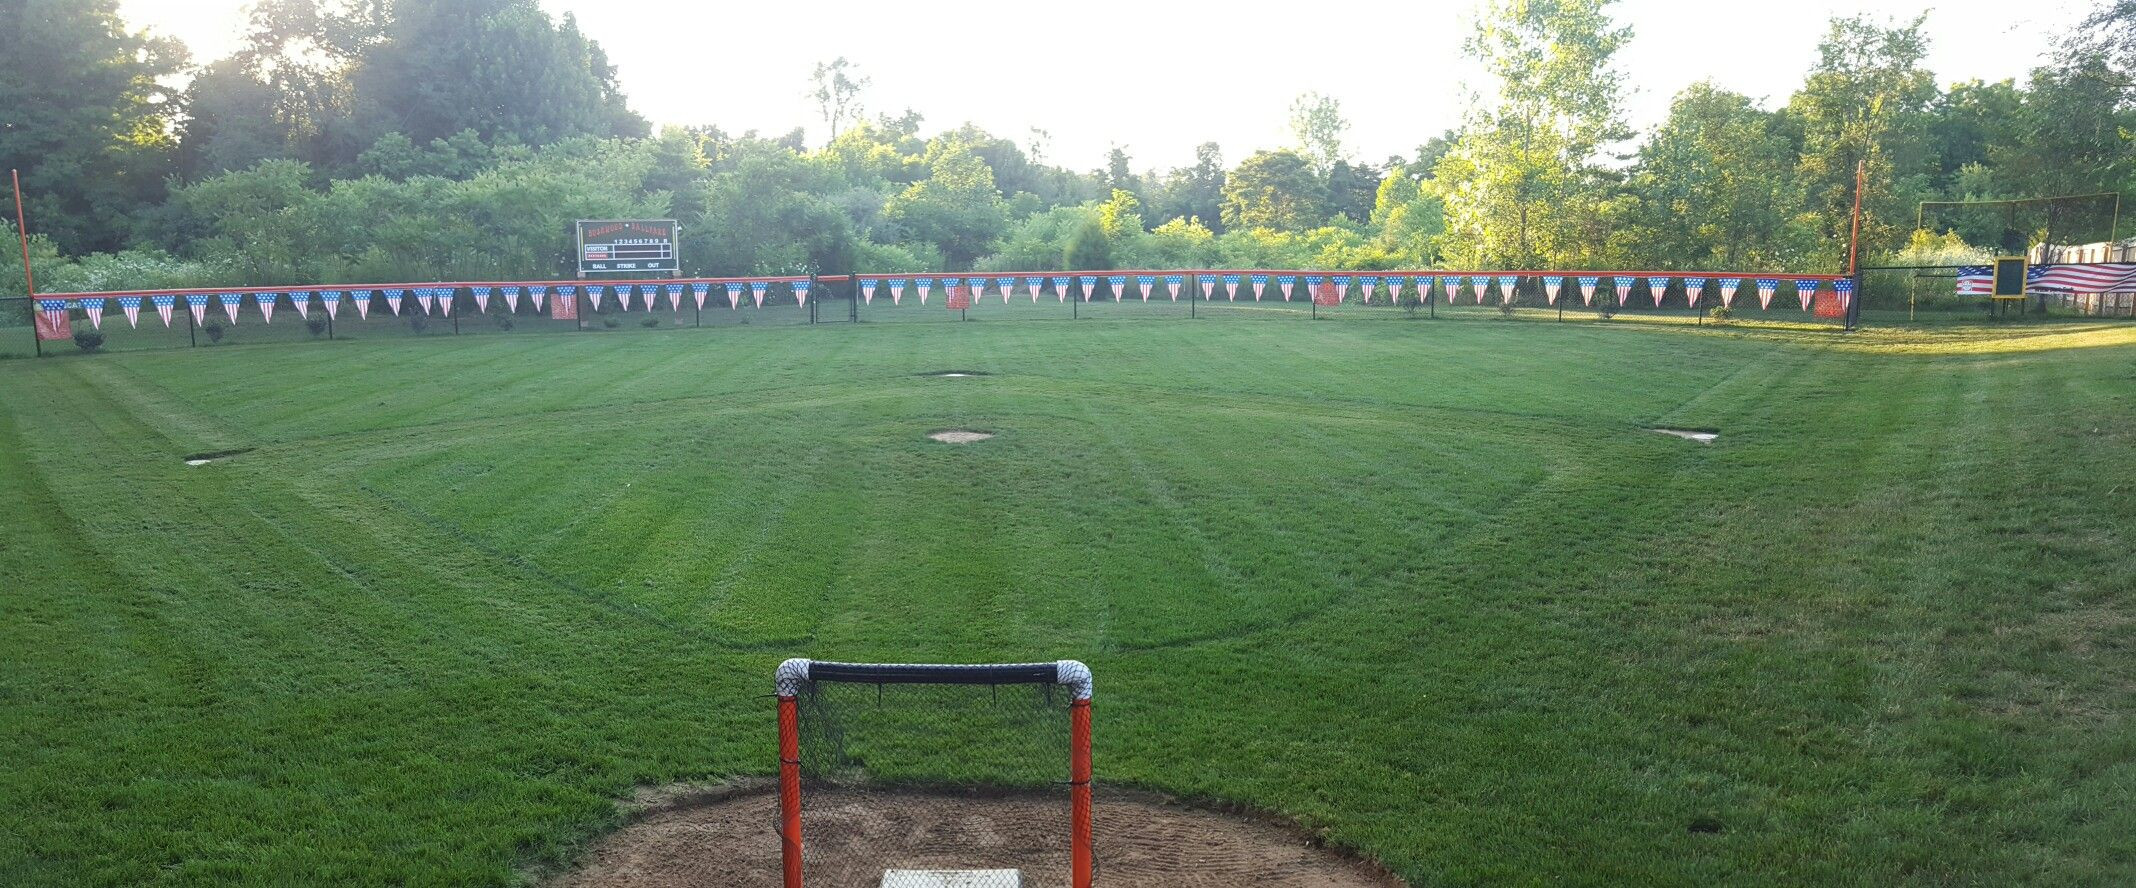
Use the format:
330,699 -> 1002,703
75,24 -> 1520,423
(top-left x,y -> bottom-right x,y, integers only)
1991,257 -> 2028,301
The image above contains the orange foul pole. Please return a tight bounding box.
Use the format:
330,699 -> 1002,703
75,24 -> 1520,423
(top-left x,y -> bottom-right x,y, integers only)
1070,697 -> 1093,888
778,695 -> 804,888
11,170 -> 32,297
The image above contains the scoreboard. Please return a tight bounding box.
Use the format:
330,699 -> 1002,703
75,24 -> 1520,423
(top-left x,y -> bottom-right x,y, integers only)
577,219 -> 679,274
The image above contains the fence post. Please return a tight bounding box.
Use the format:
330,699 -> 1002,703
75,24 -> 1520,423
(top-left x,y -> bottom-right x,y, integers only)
187,298 -> 197,347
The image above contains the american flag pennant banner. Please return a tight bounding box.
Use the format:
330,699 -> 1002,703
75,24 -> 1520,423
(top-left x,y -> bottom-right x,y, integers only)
1495,275 -> 1518,303
436,287 -> 455,316
1106,275 -> 1127,301
1308,275 -> 1341,306
1359,276 -> 1380,303
500,287 -> 519,312
1202,273 -> 1224,300
529,285 -> 549,311
414,287 -> 435,314
36,299 -> 72,340
1278,275 -> 1297,300
118,295 -> 143,328
1755,278 -> 1778,309
587,285 -> 606,310
1834,278 -> 1855,309
1248,274 -> 1268,302
692,282 -> 710,309
751,281 -> 769,308
1384,276 -> 1407,301
1023,276 -> 1045,303
1542,276 -> 1565,304
1467,276 -> 1491,302
1717,278 -> 1741,307
1077,275 -> 1097,301
725,282 -> 744,309
914,277 -> 933,305
351,290 -> 374,320
80,296 -> 106,329
1416,276 -> 1437,301
218,292 -> 243,324
186,294 -> 210,325
792,280 -> 811,307
2025,262 -> 2136,293
472,287 -> 492,313
1577,276 -> 1599,305
664,284 -> 684,310
252,292 -> 275,324
289,290 -> 311,320
1135,275 -> 1156,301
1049,276 -> 1070,302
1645,276 -> 1670,307
1330,276 -> 1353,304
319,290 -> 341,320
995,277 -> 1016,302
1683,278 -> 1708,307
640,284 -> 661,310
860,278 -> 879,304
1222,274 -> 1243,301
384,288 -> 406,316
1795,279 -> 1817,311
153,294 -> 177,327
1611,276 -> 1635,305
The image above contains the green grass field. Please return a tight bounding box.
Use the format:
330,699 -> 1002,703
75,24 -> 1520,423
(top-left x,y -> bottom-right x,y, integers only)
3,317 -> 2131,886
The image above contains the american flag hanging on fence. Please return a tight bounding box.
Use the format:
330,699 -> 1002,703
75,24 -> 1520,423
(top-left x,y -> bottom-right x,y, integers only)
1755,279 -> 1778,309
218,293 -> 243,324
692,282 -> 710,310
1106,275 -> 1127,301
1795,279 -> 1818,311
1162,274 -> 1182,301
154,294 -> 177,326
1203,273 -> 1224,301
861,278 -> 879,304
1417,276 -> 1437,302
551,285 -> 576,320
1024,276 -> 1045,302
118,295 -> 142,328
1577,276 -> 1599,305
253,292 -> 275,324
499,287 -> 518,312
1278,275 -> 1297,300
1957,263 -> 2136,295
415,288 -> 436,314
1223,274 -> 1243,301
1543,276 -> 1564,304
1248,274 -> 1268,302
290,291 -> 311,320
1385,276 -> 1407,302
726,282 -> 744,308
1834,278 -> 1856,309
1331,275 -> 1352,303
381,289 -> 403,316
1718,278 -> 1741,307
792,281 -> 810,307
1136,275 -> 1156,301
1469,275 -> 1492,303
35,299 -> 71,340
996,277 -> 1016,302
531,286 -> 550,312
1683,278 -> 1708,308
1359,276 -> 1379,303
80,297 -> 105,329
472,287 -> 491,313
751,281 -> 769,308
1495,275 -> 1518,303
1644,276 -> 1670,307
1611,276 -> 1635,305
911,277 -> 931,305
437,287 -> 455,316
1075,275 -> 1095,301
320,290 -> 341,320
665,284 -> 685,310
187,294 -> 210,325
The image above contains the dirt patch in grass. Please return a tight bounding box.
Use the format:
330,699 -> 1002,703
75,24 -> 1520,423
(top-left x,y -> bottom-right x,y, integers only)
548,783 -> 1403,888
929,429 -> 996,444
922,370 -> 990,378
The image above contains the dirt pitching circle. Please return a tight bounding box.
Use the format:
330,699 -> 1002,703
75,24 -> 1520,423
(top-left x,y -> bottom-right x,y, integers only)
549,784 -> 1403,888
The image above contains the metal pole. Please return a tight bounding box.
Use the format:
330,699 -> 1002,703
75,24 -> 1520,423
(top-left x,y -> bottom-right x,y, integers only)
777,695 -> 804,888
1190,274 -> 1197,319
187,298 -> 197,348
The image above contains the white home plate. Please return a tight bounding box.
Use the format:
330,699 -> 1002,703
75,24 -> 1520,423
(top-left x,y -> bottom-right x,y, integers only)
881,870 -> 1022,888
928,430 -> 995,444
1650,428 -> 1718,444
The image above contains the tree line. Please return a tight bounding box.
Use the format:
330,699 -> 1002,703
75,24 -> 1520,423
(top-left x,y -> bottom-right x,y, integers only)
2,0 -> 2131,302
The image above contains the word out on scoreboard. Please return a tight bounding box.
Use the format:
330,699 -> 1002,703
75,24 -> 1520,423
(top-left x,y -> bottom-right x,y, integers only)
578,219 -> 679,274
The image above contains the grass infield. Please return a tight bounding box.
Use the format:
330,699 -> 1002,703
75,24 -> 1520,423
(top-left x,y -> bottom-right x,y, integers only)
2,317 -> 2131,885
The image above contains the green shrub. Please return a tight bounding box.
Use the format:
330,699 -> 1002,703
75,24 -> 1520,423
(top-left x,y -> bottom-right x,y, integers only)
602,317 -> 620,329
306,318 -> 329,338
1709,305 -> 1734,324
73,330 -> 105,352
203,320 -> 226,343
639,317 -> 659,328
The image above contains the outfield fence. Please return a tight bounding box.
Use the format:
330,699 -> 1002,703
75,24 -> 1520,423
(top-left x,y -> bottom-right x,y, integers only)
4,267 -> 2126,358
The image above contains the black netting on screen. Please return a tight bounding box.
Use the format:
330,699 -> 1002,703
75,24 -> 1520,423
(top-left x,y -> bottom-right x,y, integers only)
790,679 -> 1076,888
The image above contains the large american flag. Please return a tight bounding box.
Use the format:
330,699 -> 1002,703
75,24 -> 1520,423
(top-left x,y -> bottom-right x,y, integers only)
1957,263 -> 2136,295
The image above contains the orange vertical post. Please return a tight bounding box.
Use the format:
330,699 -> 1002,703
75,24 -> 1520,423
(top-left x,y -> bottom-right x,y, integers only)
778,695 -> 804,888
1070,698 -> 1093,888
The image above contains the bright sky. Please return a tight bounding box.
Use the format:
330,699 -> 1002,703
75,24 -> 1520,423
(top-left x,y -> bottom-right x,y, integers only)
125,0 -> 2097,171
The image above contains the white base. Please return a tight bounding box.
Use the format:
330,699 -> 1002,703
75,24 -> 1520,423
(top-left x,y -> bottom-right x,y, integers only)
880,869 -> 1023,888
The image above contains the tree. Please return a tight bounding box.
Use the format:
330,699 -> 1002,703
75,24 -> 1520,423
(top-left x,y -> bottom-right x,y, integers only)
1221,150 -> 1331,232
0,0 -> 186,252
1097,189 -> 1144,240
1063,216 -> 1111,270
1288,92 -> 1349,174
1151,142 -> 1226,233
1433,0 -> 1631,268
810,57 -> 870,144
1616,83 -> 1804,268
882,138 -> 1005,268
1786,14 -> 1936,266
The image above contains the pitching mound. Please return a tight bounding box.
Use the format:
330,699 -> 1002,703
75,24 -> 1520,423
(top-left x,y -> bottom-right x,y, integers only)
549,784 -> 1403,888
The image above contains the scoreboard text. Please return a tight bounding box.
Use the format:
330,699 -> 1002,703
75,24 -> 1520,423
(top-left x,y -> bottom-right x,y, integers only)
578,220 -> 680,274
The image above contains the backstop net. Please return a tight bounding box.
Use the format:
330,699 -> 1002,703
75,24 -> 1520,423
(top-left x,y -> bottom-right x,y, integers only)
775,659 -> 1094,888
